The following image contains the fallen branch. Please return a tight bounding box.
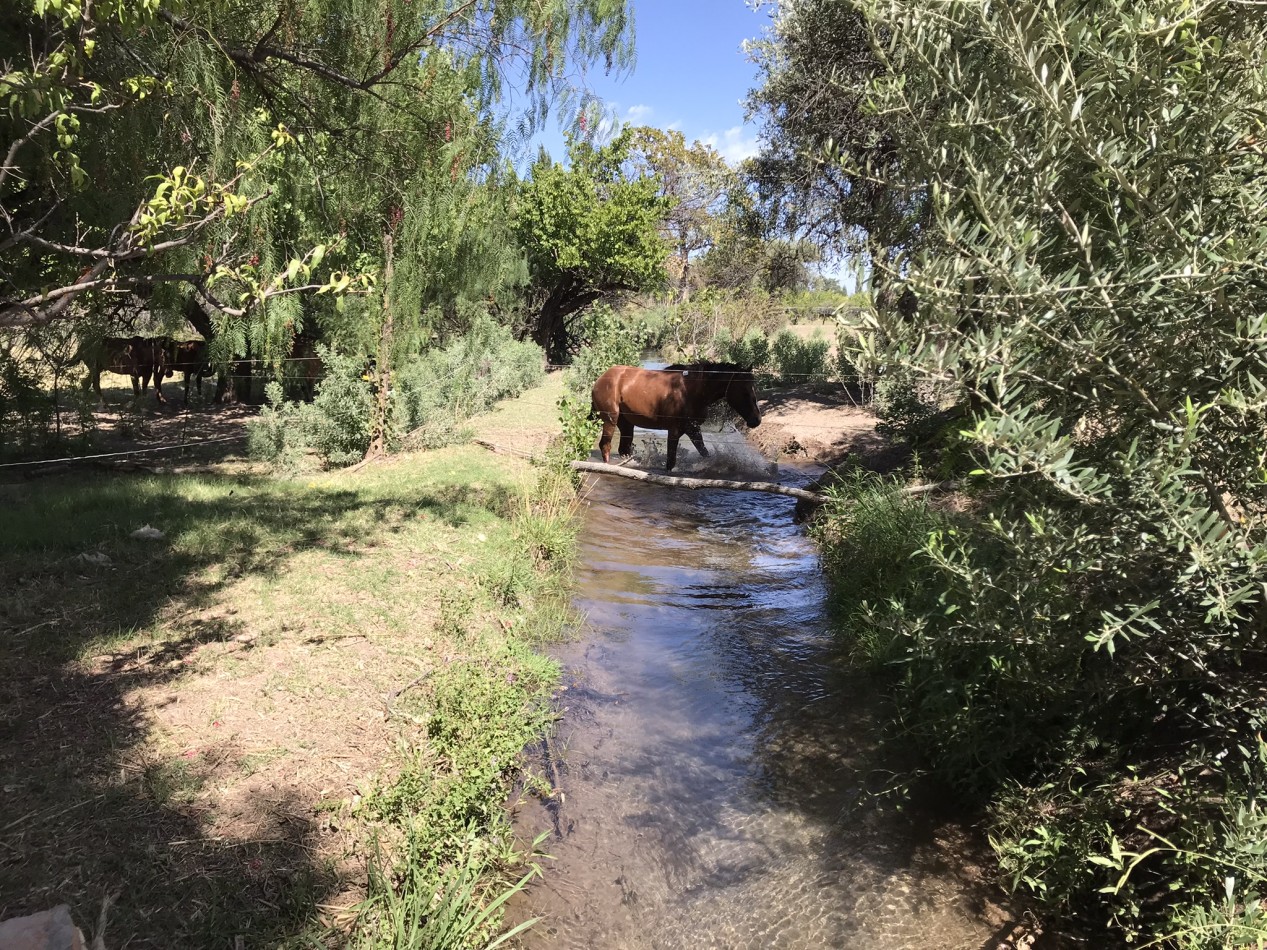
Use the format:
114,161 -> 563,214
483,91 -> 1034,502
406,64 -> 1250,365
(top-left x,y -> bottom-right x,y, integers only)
571,461 -> 960,506
570,460 -> 831,503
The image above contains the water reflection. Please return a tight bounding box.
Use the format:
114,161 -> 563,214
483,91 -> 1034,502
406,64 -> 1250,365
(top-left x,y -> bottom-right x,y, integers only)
507,443 -> 1014,949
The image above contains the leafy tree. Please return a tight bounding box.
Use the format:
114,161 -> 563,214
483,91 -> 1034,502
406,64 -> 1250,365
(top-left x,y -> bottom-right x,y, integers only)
700,205 -> 820,296
515,127 -> 671,361
745,0 -> 913,262
628,126 -> 734,300
2,0 -> 634,357
759,0 -> 1267,940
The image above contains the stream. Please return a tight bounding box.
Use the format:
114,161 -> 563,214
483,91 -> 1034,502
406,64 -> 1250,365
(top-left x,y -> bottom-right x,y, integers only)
507,432 -> 1010,949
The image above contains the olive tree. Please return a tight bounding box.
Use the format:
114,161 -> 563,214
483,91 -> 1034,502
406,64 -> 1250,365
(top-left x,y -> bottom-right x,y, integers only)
755,0 -> 1267,941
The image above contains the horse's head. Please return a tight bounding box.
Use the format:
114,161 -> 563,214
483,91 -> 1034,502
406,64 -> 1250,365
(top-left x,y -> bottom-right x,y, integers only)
726,366 -> 762,429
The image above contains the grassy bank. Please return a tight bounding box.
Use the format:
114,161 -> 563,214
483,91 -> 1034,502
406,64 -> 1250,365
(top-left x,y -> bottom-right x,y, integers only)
0,374 -> 574,947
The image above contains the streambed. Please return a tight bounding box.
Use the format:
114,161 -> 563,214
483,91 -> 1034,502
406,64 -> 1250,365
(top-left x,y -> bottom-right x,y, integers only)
507,433 -> 1011,949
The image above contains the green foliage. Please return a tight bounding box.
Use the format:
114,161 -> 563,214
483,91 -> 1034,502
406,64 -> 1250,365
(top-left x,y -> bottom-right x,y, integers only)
626,126 -> 736,298
353,834 -> 541,950
745,0 -> 911,257
810,473 -> 944,666
396,320 -> 545,449
306,348 -> 376,466
247,346 -> 371,469
699,231 -> 821,296
717,329 -> 773,377
246,382 -> 315,472
563,305 -> 653,398
516,129 -> 671,359
356,642 -> 558,948
872,373 -> 944,446
0,332 -> 95,462
0,343 -> 58,461
657,288 -> 783,360
770,329 -> 829,382
712,327 -> 832,386
772,0 -> 1267,940
554,305 -> 651,462
251,330 -> 544,469
2,0 -> 635,391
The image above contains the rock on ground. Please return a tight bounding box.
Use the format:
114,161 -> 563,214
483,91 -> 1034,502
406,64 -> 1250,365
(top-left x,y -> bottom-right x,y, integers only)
0,906 -> 87,950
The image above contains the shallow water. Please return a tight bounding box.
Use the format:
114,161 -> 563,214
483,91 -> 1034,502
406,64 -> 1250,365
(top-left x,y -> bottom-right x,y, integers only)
507,432 -> 1008,949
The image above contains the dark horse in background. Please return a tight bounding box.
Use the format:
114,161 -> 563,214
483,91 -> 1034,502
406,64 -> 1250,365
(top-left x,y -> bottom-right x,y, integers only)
77,336 -> 167,403
591,361 -> 762,471
157,338 -> 212,406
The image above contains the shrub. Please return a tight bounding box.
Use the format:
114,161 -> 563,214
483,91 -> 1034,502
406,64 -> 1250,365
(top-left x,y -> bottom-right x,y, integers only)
761,0 -> 1267,940
770,329 -> 830,383
306,347 -> 375,465
247,382 -> 316,472
810,472 -> 945,666
563,305 -> 653,399
249,327 -> 545,469
554,305 -> 650,464
717,329 -> 773,377
872,372 -> 944,446
396,320 -> 544,449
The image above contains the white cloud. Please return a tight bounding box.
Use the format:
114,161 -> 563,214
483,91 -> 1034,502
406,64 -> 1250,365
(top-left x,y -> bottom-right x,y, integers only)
624,104 -> 654,123
701,125 -> 761,165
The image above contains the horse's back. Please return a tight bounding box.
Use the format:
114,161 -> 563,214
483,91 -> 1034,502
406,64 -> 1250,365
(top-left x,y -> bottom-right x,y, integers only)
591,365 -> 685,426
591,364 -> 640,412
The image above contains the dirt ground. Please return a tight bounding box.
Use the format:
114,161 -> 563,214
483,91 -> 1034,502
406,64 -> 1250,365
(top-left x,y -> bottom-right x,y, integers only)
0,379 -> 568,946
750,384 -> 909,472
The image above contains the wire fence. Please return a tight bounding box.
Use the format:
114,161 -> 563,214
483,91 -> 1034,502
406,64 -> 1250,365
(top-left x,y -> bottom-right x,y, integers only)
2,353 -> 880,469
0,433 -> 247,470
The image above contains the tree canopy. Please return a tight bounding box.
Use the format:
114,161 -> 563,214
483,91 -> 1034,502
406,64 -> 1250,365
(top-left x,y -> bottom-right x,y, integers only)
515,127 -> 670,361
2,0 -> 635,359
626,126 -> 734,299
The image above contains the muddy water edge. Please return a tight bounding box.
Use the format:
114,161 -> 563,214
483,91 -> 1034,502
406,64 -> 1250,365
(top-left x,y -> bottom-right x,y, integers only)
506,438 -> 1016,949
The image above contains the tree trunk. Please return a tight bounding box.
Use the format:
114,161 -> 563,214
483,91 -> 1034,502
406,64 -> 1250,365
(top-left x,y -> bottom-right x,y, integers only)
366,233 -> 395,459
532,274 -> 602,364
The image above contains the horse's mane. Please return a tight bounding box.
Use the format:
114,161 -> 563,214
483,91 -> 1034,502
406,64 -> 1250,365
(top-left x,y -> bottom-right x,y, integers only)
663,361 -> 750,375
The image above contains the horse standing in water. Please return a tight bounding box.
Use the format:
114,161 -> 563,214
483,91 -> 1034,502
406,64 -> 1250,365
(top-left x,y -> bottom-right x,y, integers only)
591,362 -> 762,471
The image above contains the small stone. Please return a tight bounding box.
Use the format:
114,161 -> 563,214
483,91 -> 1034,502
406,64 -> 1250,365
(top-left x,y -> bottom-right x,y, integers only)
130,525 -> 165,541
0,906 -> 87,950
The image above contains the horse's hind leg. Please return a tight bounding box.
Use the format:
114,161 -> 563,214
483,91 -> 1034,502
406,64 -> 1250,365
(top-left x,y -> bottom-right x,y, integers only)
616,418 -> 635,457
686,424 -> 709,458
598,417 -> 616,463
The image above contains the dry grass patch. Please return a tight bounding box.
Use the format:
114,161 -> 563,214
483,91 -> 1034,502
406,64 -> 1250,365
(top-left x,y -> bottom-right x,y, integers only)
0,383 -> 573,947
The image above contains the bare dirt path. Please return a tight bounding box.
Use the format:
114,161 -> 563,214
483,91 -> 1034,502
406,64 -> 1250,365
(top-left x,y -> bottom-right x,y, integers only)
750,384 -> 908,472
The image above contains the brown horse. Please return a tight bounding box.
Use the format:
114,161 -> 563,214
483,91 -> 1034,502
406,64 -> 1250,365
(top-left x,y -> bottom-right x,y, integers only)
591,361 -> 762,471
157,338 -> 212,406
78,335 -> 167,403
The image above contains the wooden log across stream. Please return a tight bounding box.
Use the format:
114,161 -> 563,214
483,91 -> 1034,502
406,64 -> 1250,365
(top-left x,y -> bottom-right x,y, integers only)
570,460 -> 831,503
570,460 -> 958,506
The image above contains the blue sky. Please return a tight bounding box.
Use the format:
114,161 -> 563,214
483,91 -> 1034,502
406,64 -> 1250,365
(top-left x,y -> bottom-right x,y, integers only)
529,0 -> 773,164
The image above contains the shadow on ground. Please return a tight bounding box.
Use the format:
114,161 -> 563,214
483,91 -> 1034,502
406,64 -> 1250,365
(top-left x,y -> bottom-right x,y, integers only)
0,466 -> 495,947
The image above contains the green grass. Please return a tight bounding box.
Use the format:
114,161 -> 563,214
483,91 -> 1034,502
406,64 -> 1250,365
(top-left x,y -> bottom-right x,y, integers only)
0,391 -> 576,947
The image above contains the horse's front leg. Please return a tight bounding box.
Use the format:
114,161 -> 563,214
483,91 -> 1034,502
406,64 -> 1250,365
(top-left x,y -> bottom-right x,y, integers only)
666,428 -> 683,472
686,423 -> 709,458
